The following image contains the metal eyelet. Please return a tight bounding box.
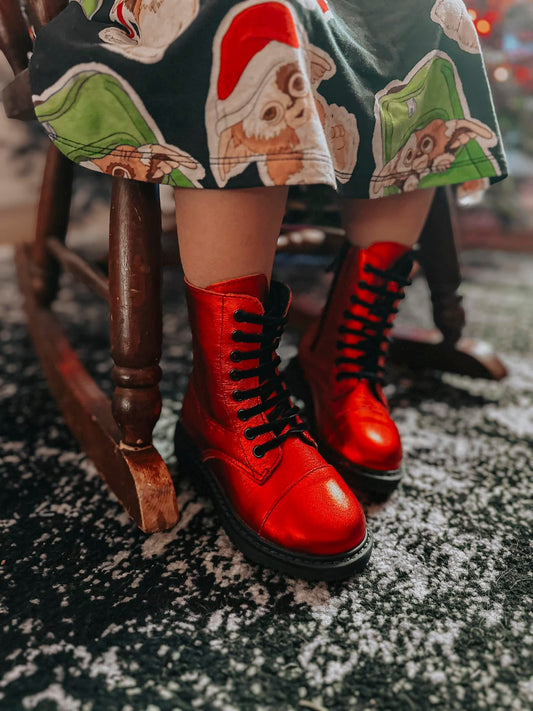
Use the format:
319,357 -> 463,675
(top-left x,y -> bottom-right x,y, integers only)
232,390 -> 243,402
230,351 -> 241,363
253,445 -> 265,459
237,409 -> 249,421
229,370 -> 240,381
233,309 -> 245,322
244,428 -> 255,440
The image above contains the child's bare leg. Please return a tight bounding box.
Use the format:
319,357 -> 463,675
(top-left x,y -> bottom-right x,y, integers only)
340,187 -> 436,248
174,186 -> 288,287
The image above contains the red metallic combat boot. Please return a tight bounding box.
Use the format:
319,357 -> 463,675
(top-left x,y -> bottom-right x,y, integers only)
174,274 -> 372,580
290,241 -> 414,496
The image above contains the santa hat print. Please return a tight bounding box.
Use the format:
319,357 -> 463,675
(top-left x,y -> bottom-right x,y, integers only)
212,1 -> 306,135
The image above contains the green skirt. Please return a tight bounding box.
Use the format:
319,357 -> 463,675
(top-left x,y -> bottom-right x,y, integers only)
29,0 -> 508,198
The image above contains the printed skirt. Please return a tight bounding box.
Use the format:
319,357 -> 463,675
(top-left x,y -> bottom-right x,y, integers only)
28,0 -> 508,198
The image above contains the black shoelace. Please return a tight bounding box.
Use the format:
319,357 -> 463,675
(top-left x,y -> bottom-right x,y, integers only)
335,261 -> 412,384
230,307 -> 308,458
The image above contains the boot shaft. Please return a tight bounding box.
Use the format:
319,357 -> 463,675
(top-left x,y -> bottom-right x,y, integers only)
184,274 -> 270,424
183,274 -> 310,464
304,241 -> 413,386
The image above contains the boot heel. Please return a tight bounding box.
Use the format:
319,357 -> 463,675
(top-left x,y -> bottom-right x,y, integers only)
174,421 -> 210,497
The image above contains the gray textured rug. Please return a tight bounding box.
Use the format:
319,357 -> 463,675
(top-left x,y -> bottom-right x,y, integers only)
1,246 -> 532,711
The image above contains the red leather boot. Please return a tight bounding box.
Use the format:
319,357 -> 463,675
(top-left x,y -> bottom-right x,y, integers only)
291,241 -> 414,496
174,273 -> 372,580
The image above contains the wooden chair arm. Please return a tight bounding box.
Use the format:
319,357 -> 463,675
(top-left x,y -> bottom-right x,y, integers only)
2,68 -> 35,120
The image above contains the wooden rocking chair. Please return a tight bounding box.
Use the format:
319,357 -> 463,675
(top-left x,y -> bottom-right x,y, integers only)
1,0 -> 179,533
1,0 -> 506,534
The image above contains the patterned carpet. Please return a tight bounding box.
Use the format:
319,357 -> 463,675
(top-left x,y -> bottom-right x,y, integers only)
0,246 -> 532,711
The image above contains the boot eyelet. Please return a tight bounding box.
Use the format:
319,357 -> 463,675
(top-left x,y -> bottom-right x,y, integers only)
230,351 -> 241,363
232,390 -> 243,402
237,409 -> 249,421
244,428 -> 255,440
230,369 -> 240,381
233,309 -> 245,322
253,445 -> 265,458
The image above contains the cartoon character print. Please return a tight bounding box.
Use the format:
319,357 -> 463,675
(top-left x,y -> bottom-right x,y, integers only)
371,51 -> 500,198
205,0 -> 359,188
98,0 -> 199,63
86,143 -> 201,183
374,117 -> 495,194
72,0 -> 104,18
431,0 -> 480,54
33,64 -> 205,188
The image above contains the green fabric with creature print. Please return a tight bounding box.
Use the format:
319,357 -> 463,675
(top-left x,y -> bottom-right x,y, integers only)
35,71 -> 197,187
374,54 -> 499,197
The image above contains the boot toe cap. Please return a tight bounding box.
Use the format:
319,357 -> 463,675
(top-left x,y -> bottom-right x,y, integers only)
333,415 -> 403,472
260,466 -> 367,556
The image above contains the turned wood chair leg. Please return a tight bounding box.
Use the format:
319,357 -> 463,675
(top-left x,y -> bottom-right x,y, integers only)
31,144 -> 74,306
109,178 -> 164,448
96,178 -> 180,532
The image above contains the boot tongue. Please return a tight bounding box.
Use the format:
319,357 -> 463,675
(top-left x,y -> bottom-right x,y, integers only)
206,273 -> 268,304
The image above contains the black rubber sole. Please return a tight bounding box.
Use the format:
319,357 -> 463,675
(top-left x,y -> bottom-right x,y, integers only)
284,357 -> 404,498
174,421 -> 373,582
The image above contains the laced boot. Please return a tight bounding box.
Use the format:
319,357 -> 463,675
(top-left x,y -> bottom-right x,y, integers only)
174,273 -> 372,580
290,241 -> 414,496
